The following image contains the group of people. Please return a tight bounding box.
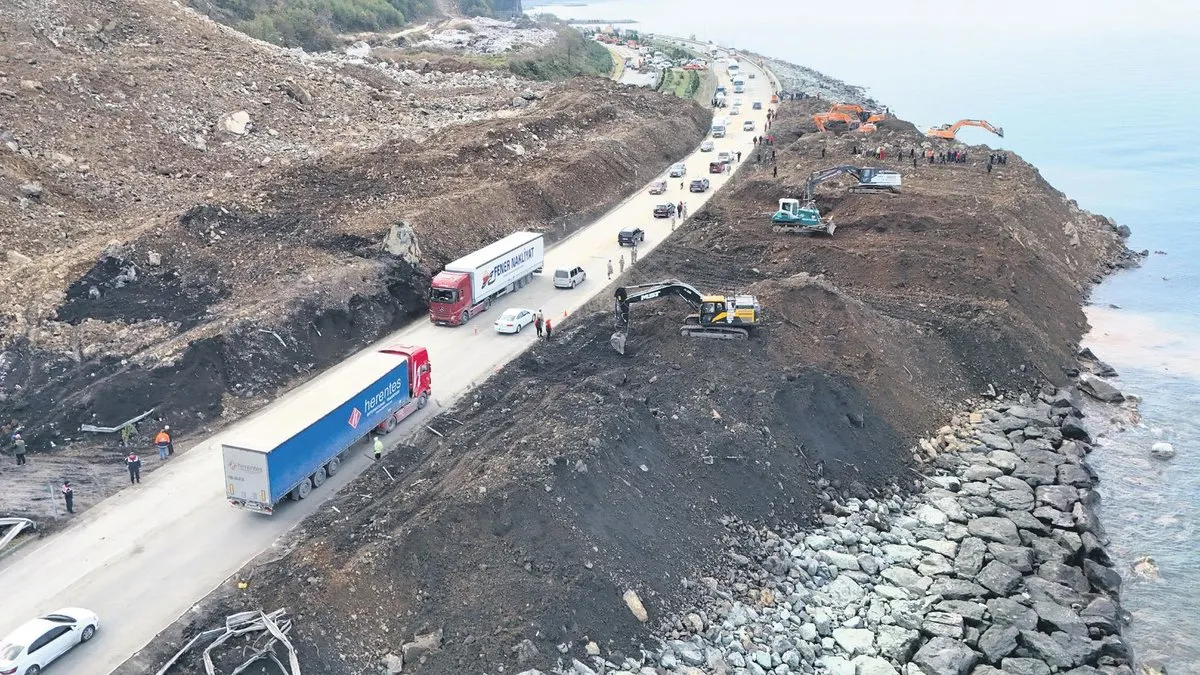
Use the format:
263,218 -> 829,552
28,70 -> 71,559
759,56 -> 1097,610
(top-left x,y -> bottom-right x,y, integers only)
532,309 -> 554,340
7,423 -> 176,515
608,247 -> 639,280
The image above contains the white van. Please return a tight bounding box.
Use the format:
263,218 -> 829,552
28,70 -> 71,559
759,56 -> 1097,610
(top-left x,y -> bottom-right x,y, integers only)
553,266 -> 587,289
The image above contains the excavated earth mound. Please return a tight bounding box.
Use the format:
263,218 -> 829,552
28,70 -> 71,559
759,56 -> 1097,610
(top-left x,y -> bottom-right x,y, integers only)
0,0 -> 709,510
126,101 -> 1131,673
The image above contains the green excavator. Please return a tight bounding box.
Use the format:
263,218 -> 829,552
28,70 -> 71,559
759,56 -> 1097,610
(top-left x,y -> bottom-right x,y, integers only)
771,165 -> 902,235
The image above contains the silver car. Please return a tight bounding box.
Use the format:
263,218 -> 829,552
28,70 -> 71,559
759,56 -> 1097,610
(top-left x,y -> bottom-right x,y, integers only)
553,266 -> 587,289
700,140 -> 715,152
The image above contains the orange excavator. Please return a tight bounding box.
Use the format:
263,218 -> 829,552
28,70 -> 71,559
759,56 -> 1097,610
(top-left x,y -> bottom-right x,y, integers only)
813,111 -> 882,133
926,119 -> 1004,140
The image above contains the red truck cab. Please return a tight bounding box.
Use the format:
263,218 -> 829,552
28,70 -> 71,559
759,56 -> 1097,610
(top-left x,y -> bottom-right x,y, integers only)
429,271 -> 473,326
374,344 -> 433,433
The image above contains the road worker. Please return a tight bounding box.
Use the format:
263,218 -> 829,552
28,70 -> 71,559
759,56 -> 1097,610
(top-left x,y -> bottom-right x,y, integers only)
373,435 -> 384,460
126,451 -> 142,484
61,480 -> 74,514
13,433 -> 25,466
154,426 -> 172,460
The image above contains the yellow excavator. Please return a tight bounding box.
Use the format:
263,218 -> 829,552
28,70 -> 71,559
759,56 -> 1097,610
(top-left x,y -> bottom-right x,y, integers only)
925,119 -> 1004,140
610,280 -> 762,354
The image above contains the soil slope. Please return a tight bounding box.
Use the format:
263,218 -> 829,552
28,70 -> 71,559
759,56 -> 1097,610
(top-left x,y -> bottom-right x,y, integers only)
125,100 -> 1129,674
0,0 -> 708,514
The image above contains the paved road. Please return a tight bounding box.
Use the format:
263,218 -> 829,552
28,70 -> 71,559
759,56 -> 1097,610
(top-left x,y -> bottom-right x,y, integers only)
608,44 -> 659,88
0,60 -> 777,673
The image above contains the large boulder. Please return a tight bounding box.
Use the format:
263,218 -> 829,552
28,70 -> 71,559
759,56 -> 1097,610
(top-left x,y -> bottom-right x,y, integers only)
977,625 -> 1019,663
1078,376 -> 1124,403
911,637 -> 979,675
977,560 -> 1023,596
967,517 -> 1021,545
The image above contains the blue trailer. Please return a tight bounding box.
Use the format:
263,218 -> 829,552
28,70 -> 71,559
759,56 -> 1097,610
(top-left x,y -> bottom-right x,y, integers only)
223,344 -> 432,514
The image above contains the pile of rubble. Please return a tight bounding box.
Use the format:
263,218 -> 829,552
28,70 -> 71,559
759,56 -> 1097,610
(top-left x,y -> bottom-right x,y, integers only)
521,388 -> 1136,675
412,17 -> 560,55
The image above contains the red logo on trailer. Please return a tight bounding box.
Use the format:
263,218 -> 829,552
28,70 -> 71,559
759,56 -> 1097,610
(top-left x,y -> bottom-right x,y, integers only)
348,407 -> 362,429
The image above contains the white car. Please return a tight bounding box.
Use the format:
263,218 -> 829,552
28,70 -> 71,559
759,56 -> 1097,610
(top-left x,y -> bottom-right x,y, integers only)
0,607 -> 99,675
743,120 -> 756,131
730,106 -> 741,116
553,266 -> 586,289
700,140 -> 714,152
494,308 -> 535,334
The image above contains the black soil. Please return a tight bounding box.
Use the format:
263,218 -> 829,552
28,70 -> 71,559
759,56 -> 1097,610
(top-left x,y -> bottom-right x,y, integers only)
56,255 -> 227,328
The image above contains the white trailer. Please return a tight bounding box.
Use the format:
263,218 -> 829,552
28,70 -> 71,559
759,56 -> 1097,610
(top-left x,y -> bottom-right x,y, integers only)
429,231 -> 545,326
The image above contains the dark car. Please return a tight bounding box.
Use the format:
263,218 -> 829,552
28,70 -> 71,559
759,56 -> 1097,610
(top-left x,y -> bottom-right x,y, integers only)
618,227 -> 645,246
653,203 -> 677,218
709,161 -> 727,174
689,178 -> 711,193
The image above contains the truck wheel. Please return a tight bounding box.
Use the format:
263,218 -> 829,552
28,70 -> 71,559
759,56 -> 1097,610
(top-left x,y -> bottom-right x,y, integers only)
326,457 -> 342,476
292,478 -> 312,500
384,416 -> 397,433
418,392 -> 429,409
311,466 -> 327,488
460,310 -> 470,325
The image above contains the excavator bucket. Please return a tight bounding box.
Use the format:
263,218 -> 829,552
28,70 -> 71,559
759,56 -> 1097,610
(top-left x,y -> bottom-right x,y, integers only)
610,331 -> 627,355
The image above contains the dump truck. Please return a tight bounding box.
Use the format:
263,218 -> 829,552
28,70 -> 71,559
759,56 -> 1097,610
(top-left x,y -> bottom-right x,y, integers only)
429,231 -> 545,326
223,344 -> 432,514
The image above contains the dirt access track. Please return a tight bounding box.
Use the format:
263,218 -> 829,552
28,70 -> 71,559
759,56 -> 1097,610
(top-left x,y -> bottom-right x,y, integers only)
0,0 -> 710,516
126,100 -> 1133,673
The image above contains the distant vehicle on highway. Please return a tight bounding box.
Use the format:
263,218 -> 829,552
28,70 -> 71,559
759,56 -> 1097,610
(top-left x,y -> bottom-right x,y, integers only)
700,140 -> 714,152
689,178 -> 711,193
649,179 -> 668,194
743,120 -> 756,131
749,72 -> 756,79
494,308 -> 535,334
752,101 -> 763,110
0,607 -> 99,675
709,161 -> 728,174
717,151 -> 734,164
553,266 -> 587,289
668,163 -> 687,177
653,203 -> 678,218
618,227 -> 645,246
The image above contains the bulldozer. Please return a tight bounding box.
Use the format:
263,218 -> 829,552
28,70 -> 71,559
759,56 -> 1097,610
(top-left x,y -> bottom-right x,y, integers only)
925,119 -> 1004,140
771,166 -> 901,235
609,280 -> 762,355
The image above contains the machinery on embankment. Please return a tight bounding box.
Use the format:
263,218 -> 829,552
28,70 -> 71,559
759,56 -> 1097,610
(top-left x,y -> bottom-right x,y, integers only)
610,280 -> 762,355
925,119 -> 1004,140
813,103 -> 888,133
771,166 -> 902,235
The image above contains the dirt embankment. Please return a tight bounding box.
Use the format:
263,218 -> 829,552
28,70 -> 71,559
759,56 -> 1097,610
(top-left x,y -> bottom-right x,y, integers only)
125,101 -> 1130,673
0,0 -> 709,515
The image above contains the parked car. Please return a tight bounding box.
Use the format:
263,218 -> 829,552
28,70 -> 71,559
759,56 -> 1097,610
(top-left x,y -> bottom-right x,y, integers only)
743,120 -> 756,131
717,151 -> 734,164
700,140 -> 715,152
749,72 -> 756,79
648,179 -> 668,195
553,266 -> 587,289
689,178 -> 711,193
668,162 -> 687,177
618,227 -> 645,246
730,105 -> 741,116
709,161 -> 727,174
752,101 -> 763,110
493,308 -> 535,334
0,607 -> 99,675
652,203 -> 678,218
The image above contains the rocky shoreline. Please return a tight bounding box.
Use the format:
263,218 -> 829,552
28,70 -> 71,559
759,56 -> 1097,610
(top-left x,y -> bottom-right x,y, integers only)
513,386 -> 1134,675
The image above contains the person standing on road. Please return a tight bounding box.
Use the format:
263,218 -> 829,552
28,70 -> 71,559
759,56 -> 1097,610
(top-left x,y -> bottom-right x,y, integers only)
773,165 -> 778,178
373,435 -> 384,460
535,310 -> 544,337
154,427 -> 172,460
61,480 -> 74,514
737,151 -> 742,162
126,451 -> 141,484
544,319 -> 553,340
619,254 -> 625,274
13,433 -> 25,465
631,245 -> 638,265
607,259 -> 613,280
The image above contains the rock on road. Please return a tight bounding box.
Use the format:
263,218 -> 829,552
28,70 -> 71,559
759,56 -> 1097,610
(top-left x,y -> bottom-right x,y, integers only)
0,60 -> 777,673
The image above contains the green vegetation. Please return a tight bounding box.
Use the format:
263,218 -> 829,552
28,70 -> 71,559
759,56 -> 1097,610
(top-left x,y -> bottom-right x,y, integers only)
191,0 -> 437,52
507,28 -> 614,81
658,69 -> 700,99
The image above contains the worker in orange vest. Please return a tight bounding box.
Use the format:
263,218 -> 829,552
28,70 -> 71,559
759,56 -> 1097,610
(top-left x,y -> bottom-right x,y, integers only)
154,426 -> 173,460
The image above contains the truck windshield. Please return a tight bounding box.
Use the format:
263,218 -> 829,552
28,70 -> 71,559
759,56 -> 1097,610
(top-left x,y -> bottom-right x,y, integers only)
430,288 -> 457,304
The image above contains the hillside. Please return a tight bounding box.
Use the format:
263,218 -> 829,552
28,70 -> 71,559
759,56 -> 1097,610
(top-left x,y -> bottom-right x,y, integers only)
121,99 -> 1130,674
0,0 -> 705,514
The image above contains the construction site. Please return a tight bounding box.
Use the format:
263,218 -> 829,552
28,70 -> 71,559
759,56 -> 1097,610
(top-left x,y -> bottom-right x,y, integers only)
104,86 -> 1136,673
1,0 -> 1145,672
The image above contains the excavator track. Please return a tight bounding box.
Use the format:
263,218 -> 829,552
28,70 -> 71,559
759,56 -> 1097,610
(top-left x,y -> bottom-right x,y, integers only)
680,325 -> 750,340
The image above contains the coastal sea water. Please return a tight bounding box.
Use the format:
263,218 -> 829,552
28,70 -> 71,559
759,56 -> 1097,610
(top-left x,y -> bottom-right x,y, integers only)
536,0 -> 1200,668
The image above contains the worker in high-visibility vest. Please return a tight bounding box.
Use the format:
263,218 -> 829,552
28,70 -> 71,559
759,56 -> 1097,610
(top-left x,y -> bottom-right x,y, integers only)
154,426 -> 172,460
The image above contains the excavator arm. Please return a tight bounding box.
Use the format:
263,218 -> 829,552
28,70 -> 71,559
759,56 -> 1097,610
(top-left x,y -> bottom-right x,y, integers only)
611,280 -> 705,354
805,165 -> 864,200
925,119 -> 1004,140
812,111 -> 856,133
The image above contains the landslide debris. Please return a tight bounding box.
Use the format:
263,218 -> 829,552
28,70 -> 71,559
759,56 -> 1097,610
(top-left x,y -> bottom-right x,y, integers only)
129,99 -> 1128,674
0,0 -> 709,515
